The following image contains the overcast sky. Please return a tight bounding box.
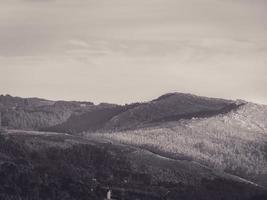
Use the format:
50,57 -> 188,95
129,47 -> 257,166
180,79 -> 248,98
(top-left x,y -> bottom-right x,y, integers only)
0,0 -> 266,104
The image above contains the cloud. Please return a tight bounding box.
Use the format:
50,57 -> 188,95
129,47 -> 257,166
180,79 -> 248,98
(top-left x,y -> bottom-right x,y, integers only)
0,0 -> 267,104
67,39 -> 89,48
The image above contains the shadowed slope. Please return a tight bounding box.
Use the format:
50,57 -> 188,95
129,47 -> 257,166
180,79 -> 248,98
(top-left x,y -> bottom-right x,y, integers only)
103,93 -> 240,131
0,131 -> 266,200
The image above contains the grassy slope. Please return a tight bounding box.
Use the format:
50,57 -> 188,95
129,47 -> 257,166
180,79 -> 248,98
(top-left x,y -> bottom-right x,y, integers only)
95,102 -> 267,187
0,131 -> 266,200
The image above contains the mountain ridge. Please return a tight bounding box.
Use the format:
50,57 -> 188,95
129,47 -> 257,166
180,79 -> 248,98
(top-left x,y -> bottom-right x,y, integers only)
0,92 -> 247,133
1,93 -> 267,199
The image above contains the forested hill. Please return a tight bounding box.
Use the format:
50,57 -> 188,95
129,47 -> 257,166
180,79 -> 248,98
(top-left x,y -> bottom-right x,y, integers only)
44,93 -> 241,133
0,93 -> 241,133
0,94 -> 96,130
103,93 -> 241,131
1,93 -> 267,199
0,131 -> 266,200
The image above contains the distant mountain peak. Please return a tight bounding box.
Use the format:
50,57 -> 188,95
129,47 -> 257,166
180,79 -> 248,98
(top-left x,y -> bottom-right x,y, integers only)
152,92 -> 235,103
152,93 -> 180,102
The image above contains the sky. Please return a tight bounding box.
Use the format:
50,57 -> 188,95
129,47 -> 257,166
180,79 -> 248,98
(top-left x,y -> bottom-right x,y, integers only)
0,0 -> 267,104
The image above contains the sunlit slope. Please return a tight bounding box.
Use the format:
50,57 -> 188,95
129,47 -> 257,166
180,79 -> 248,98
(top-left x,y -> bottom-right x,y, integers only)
97,102 -> 267,187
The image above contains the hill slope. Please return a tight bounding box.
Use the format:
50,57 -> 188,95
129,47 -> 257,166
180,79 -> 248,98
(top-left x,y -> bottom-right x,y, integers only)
42,93 -> 240,133
1,93 -> 241,133
0,131 -> 266,200
0,94 -> 109,130
96,102 -> 267,187
103,93 -> 240,131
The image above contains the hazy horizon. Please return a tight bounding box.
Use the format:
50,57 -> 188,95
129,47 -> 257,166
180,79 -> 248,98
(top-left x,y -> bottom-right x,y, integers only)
1,0 -> 267,104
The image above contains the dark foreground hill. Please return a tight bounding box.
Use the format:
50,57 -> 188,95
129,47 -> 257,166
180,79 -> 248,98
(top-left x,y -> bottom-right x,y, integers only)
0,131 -> 266,200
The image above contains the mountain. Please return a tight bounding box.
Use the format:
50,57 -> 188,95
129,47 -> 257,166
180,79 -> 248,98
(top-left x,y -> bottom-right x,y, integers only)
103,93 -> 241,131
97,102 -> 267,187
0,93 -> 241,133
1,93 -> 267,199
40,93 -> 240,133
0,131 -> 266,200
0,94 -> 95,130
43,105 -> 125,133
0,94 -> 55,108
43,103 -> 143,134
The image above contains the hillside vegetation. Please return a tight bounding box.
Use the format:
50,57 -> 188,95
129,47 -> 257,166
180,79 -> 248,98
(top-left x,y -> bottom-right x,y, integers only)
95,102 -> 267,187
0,94 -> 104,130
1,93 -> 267,199
0,131 -> 266,200
43,93 -> 240,133
1,93 -> 241,134
103,93 -> 239,131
